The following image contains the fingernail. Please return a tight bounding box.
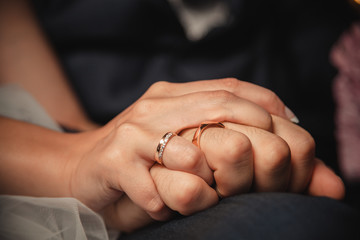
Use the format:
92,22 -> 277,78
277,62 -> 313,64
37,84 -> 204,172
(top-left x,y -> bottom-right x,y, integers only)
285,106 -> 300,124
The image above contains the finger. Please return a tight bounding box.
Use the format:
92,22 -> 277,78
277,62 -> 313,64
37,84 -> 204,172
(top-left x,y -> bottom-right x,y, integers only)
145,78 -> 298,122
271,115 -> 316,192
150,164 -> 219,216
180,127 -> 254,197
132,90 -> 273,134
307,158 -> 345,200
222,122 -> 292,192
130,90 -> 273,160
118,162 -> 170,221
102,127 -> 170,221
102,195 -> 162,233
161,135 -> 214,185
105,89 -> 273,217
110,90 -> 273,165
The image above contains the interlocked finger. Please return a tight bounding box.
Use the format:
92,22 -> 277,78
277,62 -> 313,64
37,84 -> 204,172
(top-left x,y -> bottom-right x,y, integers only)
181,126 -> 254,197
150,165 -> 219,216
222,122 -> 292,192
158,135 -> 214,185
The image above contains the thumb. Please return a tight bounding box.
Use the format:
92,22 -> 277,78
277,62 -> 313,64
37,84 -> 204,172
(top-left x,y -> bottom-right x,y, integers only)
307,158 -> 345,200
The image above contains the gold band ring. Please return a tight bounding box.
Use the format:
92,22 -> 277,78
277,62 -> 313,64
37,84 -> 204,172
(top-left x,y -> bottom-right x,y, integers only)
155,132 -> 177,165
192,121 -> 225,148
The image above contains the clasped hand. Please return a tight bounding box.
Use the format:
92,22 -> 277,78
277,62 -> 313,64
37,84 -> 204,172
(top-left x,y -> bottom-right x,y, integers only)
66,78 -> 344,232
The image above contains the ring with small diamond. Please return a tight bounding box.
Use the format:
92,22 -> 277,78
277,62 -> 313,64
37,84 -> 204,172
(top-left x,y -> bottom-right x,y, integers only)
155,132 -> 177,165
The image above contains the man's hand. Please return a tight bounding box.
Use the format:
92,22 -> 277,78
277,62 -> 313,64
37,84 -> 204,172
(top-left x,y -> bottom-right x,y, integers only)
103,115 -> 344,232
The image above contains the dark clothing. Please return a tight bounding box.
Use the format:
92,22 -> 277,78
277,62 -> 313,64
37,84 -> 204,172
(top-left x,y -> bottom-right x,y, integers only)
122,193 -> 360,240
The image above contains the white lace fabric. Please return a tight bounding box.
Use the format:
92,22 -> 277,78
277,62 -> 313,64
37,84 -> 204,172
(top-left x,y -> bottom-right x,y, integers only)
0,85 -> 119,239
0,196 -> 119,240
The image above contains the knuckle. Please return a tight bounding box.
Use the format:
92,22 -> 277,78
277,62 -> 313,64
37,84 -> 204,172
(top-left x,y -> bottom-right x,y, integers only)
287,131 -> 316,192
292,129 -> 316,161
145,195 -> 166,216
180,147 -> 203,170
148,81 -> 170,93
222,133 -> 252,165
261,90 -> 285,114
116,122 -> 140,136
219,78 -> 240,90
132,99 -> 157,117
262,135 -> 291,170
208,90 -> 234,102
173,177 -> 202,213
110,123 -> 140,161
264,90 -> 281,106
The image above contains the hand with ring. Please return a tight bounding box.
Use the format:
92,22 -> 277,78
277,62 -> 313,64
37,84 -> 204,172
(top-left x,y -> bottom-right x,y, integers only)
69,78 -> 279,217
83,78 -> 344,232
103,116 -> 344,232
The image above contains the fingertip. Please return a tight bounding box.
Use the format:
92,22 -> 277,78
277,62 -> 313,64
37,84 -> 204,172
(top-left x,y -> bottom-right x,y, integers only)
307,159 -> 346,200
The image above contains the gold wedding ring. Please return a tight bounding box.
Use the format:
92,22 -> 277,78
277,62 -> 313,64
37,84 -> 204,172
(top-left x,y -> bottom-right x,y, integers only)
192,121 -> 225,148
155,132 -> 177,165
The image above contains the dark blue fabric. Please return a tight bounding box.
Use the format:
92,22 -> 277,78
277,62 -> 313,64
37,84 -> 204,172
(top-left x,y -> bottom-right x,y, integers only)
122,193 -> 360,240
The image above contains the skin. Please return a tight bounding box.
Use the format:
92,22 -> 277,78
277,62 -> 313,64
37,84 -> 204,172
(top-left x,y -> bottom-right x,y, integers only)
0,0 -> 345,233
0,0 -> 97,131
102,113 -> 344,232
0,81 -> 344,232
